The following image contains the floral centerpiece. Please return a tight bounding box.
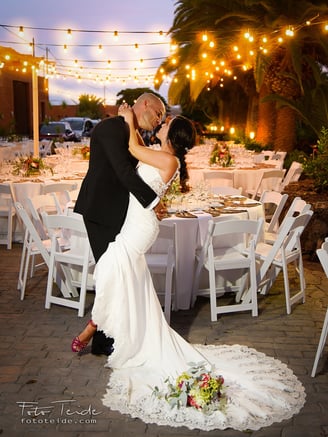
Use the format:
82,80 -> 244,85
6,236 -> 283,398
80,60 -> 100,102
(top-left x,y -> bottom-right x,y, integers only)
209,142 -> 233,167
12,156 -> 53,177
153,362 -> 226,415
73,145 -> 90,160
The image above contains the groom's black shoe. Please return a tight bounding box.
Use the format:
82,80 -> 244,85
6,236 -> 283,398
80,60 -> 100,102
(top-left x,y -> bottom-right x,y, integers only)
91,331 -> 114,356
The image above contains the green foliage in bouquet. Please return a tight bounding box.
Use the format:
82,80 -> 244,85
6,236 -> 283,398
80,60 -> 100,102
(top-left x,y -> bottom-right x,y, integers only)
12,156 -> 53,177
153,362 -> 226,415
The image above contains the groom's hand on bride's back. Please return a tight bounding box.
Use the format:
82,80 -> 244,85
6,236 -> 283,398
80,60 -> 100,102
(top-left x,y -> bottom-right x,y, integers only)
154,201 -> 167,221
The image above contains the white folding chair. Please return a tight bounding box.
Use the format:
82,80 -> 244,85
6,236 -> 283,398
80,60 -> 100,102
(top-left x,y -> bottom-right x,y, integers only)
41,182 -> 78,213
280,161 -> 303,191
203,170 -> 234,191
0,182 -> 17,249
247,169 -> 286,199
264,197 -> 311,244
272,151 -> 287,162
192,217 -> 264,321
41,182 -> 78,195
259,190 -> 289,233
263,159 -> 284,169
42,213 -> 95,317
256,210 -> 313,314
145,221 -> 177,324
15,202 -> 51,300
23,193 -> 63,282
26,193 -> 60,240
311,238 -> 328,377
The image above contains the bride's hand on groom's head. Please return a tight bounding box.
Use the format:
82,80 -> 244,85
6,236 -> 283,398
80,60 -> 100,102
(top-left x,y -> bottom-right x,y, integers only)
118,103 -> 134,124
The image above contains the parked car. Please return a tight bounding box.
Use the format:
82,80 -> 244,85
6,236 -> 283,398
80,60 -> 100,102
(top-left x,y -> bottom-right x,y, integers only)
39,121 -> 78,142
60,117 -> 94,141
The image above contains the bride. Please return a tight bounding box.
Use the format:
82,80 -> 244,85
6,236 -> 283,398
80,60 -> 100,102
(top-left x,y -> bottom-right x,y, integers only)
72,105 -> 305,431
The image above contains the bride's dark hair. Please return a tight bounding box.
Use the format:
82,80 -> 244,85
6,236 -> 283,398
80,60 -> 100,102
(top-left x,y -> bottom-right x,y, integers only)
167,115 -> 196,192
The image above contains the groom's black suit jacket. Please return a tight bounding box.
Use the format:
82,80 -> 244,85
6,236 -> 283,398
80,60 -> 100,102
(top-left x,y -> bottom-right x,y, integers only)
74,116 -> 157,261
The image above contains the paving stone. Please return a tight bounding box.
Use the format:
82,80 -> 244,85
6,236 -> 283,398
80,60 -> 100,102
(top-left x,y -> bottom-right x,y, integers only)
0,244 -> 327,436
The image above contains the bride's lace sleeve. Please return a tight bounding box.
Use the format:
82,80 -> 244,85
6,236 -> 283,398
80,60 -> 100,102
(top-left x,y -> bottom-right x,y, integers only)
150,168 -> 180,198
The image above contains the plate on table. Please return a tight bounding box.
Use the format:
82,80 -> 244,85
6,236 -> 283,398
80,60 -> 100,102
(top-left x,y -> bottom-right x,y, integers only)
204,209 -> 221,217
221,207 -> 248,214
175,211 -> 197,218
242,202 -> 262,207
209,202 -> 224,208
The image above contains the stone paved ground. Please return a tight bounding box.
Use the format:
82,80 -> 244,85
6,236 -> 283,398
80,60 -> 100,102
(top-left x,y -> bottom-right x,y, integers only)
0,244 -> 327,437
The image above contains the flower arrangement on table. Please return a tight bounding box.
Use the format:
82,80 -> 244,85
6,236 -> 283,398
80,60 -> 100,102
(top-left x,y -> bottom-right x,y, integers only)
153,362 -> 226,415
73,145 -> 90,160
12,156 -> 53,177
209,142 -> 233,167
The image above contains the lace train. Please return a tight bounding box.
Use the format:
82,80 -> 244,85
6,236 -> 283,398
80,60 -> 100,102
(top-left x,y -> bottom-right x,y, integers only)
102,344 -> 306,432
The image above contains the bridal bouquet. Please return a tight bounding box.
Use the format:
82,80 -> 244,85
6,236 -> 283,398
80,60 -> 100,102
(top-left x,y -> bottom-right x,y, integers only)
153,362 -> 226,414
209,142 -> 233,167
12,156 -> 53,177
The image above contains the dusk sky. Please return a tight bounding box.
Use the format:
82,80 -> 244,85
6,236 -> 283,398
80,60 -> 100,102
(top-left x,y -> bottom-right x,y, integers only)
0,0 -> 176,105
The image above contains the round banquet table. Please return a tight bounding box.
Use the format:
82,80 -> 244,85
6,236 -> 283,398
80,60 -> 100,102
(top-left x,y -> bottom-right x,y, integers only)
0,176 -> 84,242
156,201 -> 265,310
188,166 -> 281,195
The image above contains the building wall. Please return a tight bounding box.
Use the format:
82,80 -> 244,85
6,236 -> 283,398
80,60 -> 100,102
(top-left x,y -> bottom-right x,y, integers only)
0,66 -> 118,137
0,66 -> 48,137
46,104 -> 118,121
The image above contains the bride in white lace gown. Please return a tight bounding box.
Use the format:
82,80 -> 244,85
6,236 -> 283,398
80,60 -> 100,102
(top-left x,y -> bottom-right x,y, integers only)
75,107 -> 305,431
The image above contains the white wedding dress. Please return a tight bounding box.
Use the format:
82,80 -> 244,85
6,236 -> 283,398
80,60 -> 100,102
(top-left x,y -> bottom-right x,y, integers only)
92,163 -> 306,432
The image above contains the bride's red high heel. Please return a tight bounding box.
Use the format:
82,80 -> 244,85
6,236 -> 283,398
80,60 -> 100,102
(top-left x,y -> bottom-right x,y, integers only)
71,320 -> 97,352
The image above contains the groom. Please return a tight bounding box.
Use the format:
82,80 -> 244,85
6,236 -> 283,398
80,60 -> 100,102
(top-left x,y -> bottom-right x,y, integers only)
74,92 -> 165,355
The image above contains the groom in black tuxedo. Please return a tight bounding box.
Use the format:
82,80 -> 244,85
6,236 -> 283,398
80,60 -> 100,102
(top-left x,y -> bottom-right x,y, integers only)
74,93 -> 165,355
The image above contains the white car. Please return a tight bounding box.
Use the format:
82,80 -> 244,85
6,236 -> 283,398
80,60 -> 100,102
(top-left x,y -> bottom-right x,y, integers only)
60,117 -> 94,141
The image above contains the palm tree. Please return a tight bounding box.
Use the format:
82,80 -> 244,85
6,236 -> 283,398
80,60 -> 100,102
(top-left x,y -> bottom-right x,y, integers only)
156,0 -> 328,151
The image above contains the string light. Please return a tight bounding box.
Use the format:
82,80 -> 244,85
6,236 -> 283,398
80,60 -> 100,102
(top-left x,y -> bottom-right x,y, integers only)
1,15 -> 327,94
285,27 -> 294,37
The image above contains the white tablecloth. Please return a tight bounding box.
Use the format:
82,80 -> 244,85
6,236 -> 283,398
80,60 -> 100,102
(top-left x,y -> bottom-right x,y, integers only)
0,176 -> 84,242
160,202 -> 264,310
188,166 -> 281,195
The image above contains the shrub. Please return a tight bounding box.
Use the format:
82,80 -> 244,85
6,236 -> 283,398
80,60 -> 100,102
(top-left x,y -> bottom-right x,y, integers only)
303,127 -> 328,192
